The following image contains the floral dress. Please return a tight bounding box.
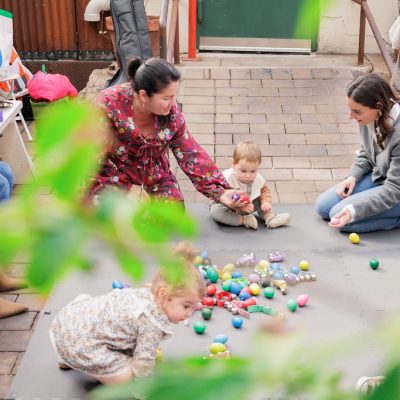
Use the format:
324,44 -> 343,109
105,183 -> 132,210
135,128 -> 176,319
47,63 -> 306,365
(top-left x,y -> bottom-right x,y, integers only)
50,287 -> 173,378
90,83 -> 230,202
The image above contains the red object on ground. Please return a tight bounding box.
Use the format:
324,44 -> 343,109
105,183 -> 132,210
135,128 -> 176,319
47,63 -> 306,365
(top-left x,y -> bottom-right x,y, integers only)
206,284 -> 217,296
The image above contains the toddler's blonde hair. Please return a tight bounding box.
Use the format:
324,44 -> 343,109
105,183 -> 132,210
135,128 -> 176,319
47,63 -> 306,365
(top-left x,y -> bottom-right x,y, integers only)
151,242 -> 205,300
232,140 -> 261,165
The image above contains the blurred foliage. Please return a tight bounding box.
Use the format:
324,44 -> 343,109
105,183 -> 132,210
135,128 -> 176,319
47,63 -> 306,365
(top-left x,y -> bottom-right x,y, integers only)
0,100 -> 196,293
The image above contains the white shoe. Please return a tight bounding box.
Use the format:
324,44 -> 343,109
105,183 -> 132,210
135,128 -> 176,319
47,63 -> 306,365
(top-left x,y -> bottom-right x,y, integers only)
243,214 -> 258,230
265,212 -> 291,228
355,376 -> 384,394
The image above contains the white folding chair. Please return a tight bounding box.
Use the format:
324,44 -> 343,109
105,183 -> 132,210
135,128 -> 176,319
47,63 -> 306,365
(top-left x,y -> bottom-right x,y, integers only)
0,72 -> 33,141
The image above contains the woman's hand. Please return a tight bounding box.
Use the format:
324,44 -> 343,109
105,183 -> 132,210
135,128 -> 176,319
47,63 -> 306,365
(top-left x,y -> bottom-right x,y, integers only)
328,208 -> 352,229
219,189 -> 250,212
336,176 -> 357,199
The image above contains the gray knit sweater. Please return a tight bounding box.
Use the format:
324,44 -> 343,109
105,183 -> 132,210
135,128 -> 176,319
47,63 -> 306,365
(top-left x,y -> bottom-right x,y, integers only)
349,111 -> 400,221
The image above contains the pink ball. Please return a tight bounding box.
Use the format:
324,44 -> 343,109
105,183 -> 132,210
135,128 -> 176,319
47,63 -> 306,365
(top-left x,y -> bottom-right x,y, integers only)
248,273 -> 261,284
330,216 -> 340,225
297,294 -> 309,307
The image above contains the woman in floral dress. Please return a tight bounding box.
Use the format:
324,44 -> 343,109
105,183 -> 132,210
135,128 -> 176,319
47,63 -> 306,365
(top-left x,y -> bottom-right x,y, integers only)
90,57 -> 244,209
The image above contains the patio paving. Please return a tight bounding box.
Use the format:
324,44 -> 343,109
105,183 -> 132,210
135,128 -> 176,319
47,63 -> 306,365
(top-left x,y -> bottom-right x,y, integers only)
0,52 -> 393,398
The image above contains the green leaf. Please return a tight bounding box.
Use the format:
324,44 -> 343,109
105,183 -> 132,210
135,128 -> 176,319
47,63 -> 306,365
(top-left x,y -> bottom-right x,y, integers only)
26,218 -> 88,293
116,249 -> 144,282
366,363 -> 400,400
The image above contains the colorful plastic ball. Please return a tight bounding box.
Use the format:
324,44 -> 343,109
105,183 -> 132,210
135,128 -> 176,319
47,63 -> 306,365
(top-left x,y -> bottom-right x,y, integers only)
239,291 -> 251,301
112,280 -> 124,289
213,334 -> 228,344
223,263 -> 235,272
210,342 -> 226,354
202,297 -> 214,307
349,232 -> 360,244
287,299 -> 298,312
297,294 -> 309,307
232,193 -> 241,201
248,273 -> 261,284
299,260 -> 309,271
249,283 -> 261,295
258,259 -> 269,269
284,273 -> 297,286
243,297 -> 257,308
270,263 -> 281,271
206,284 -> 217,296
290,266 -> 300,275
201,307 -> 213,320
272,271 -> 284,280
263,287 -> 275,299
193,255 -> 203,266
193,321 -> 207,334
369,259 -> 379,270
206,268 -> 219,283
221,272 -> 232,281
231,271 -> 243,279
222,279 -> 232,292
230,282 -> 242,295
201,251 -> 209,260
231,316 -> 244,329
260,274 -> 271,287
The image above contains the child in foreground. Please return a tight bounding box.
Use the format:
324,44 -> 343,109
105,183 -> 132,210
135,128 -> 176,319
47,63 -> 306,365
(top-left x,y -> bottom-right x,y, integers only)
49,245 -> 204,384
210,141 -> 290,230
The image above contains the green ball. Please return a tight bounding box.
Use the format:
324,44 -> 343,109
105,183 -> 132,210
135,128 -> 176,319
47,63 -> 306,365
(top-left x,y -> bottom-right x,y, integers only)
263,287 -> 275,299
201,307 -> 213,320
193,321 -> 206,334
287,299 -> 298,312
222,279 -> 232,292
369,259 -> 379,270
206,268 -> 219,283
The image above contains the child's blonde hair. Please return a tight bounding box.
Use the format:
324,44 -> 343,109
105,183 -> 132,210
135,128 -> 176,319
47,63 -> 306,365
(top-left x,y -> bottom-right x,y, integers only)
151,242 -> 205,300
232,141 -> 261,165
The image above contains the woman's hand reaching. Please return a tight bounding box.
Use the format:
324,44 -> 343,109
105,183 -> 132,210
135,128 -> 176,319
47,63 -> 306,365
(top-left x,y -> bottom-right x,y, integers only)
328,208 -> 352,229
336,176 -> 357,199
219,189 -> 251,212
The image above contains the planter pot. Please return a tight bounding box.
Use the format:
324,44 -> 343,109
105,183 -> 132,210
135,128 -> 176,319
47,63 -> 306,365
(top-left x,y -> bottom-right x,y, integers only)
30,96 -> 70,121
105,15 -> 160,59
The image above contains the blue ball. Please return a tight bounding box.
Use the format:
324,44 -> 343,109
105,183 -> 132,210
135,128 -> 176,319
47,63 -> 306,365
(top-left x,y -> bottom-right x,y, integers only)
230,282 -> 242,295
239,291 -> 251,301
272,271 -> 284,280
213,334 -> 228,344
232,316 -> 243,329
112,280 -> 124,289
290,266 -> 300,275
201,250 -> 209,259
270,263 -> 281,271
231,271 -> 243,279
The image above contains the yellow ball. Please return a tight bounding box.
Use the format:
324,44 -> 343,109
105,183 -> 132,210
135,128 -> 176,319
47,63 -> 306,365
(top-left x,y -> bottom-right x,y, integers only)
258,259 -> 270,269
349,233 -> 360,244
221,271 -> 232,281
223,263 -> 235,272
210,342 -> 226,354
299,260 -> 309,271
193,255 -> 203,266
249,283 -> 261,295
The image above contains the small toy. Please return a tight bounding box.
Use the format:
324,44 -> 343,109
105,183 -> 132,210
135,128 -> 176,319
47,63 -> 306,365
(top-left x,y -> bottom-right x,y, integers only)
297,294 -> 309,307
230,281 -> 242,295
193,321 -> 207,334
201,308 -> 213,320
221,272 -> 232,281
222,280 -> 232,292
369,259 -> 379,270
260,274 -> 271,287
112,280 -> 124,289
231,316 -> 244,329
349,232 -> 360,244
287,299 -> 298,312
206,267 -> 219,283
269,251 -> 284,262
248,273 -> 261,284
263,287 -> 275,299
231,271 -> 243,279
213,334 -> 228,344
243,297 -> 257,308
239,291 -> 251,301
247,305 -> 280,316
223,263 -> 235,272
201,250 -> 209,260
232,193 -> 250,203
202,297 -> 214,307
235,252 -> 257,268
273,280 -> 287,295
216,291 -> 233,307
299,260 -> 309,271
290,266 -> 300,275
284,273 -> 297,286
249,283 -> 261,295
208,350 -> 231,359
210,342 -> 226,354
257,259 -> 270,269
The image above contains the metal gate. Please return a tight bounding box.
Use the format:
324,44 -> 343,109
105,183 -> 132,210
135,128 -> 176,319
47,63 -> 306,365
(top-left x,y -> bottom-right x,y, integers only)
197,0 -> 319,53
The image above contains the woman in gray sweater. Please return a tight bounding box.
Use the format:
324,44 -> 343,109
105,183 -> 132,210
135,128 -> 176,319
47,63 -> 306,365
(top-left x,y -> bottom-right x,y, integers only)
316,73 -> 400,233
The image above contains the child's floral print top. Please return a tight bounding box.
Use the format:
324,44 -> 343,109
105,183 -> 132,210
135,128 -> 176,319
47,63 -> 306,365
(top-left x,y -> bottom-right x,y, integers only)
50,287 -> 173,378
90,83 -> 230,201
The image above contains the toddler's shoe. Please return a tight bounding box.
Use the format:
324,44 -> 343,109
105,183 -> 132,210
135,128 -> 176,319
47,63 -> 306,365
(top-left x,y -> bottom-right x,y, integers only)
243,214 -> 258,230
355,376 -> 384,394
265,212 -> 291,228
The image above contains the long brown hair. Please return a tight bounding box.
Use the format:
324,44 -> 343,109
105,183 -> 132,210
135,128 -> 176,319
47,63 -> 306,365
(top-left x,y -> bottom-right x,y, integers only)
347,73 -> 398,147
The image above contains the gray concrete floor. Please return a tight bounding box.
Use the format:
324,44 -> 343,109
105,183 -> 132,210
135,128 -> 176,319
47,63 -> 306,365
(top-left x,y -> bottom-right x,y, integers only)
0,51 -> 396,398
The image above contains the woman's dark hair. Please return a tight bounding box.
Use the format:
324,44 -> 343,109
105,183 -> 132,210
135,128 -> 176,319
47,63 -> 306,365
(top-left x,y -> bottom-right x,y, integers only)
347,73 -> 398,147
127,57 -> 181,96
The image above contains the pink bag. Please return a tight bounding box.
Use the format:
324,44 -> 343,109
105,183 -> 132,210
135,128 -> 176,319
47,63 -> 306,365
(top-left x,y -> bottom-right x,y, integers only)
27,71 -> 78,102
